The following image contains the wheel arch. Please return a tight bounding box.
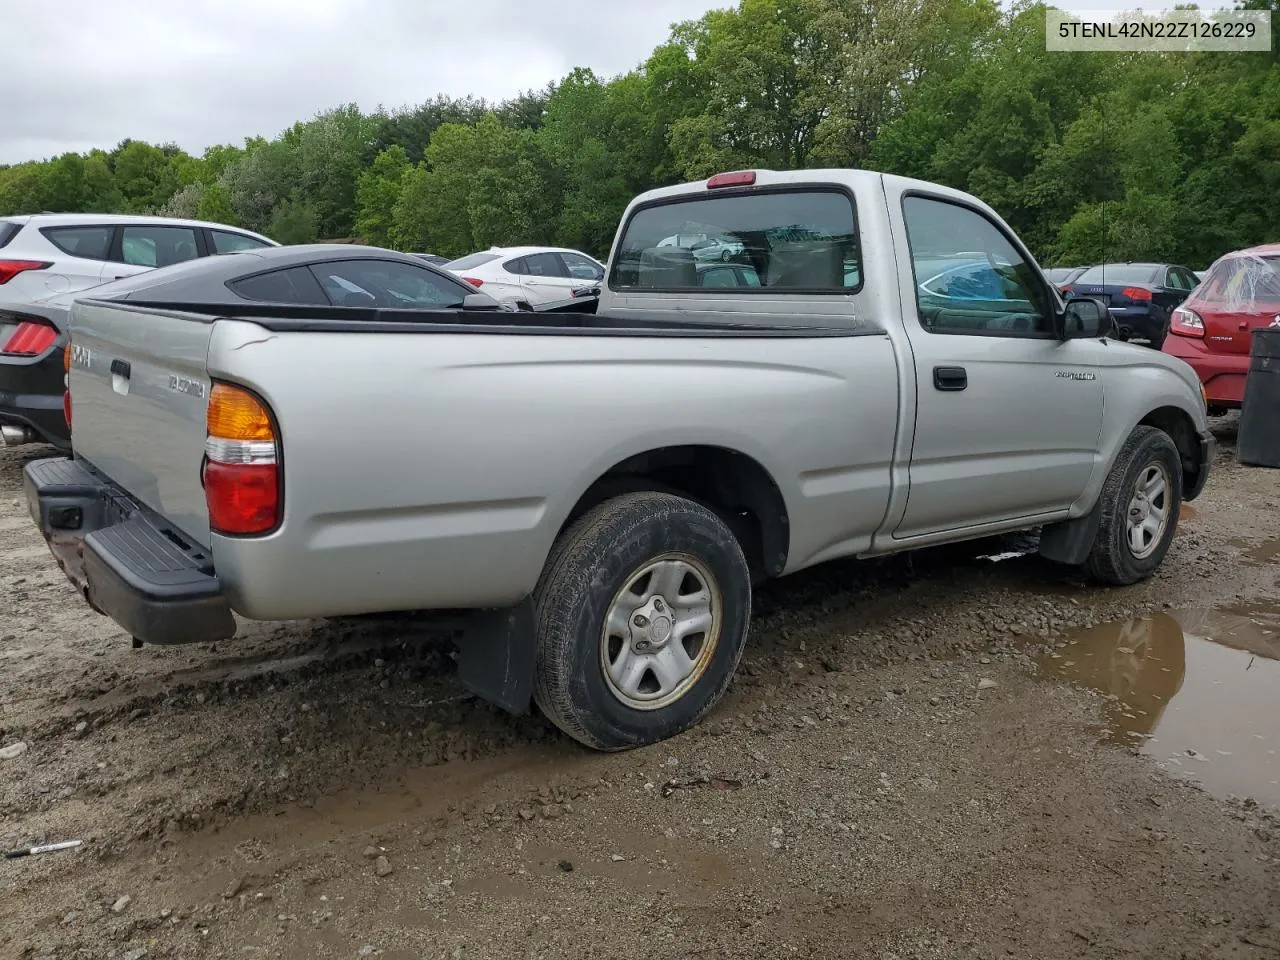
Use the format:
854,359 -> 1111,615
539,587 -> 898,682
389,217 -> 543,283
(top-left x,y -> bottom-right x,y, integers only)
1136,404 -> 1203,501
557,444 -> 791,583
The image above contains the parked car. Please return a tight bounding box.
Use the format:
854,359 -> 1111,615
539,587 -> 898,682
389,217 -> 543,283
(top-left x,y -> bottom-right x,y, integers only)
1060,262 -> 1200,348
444,246 -> 606,306
26,168 -> 1211,753
1163,245 -> 1280,415
0,296 -> 75,449
1044,265 -> 1088,291
0,213 -> 277,304
0,245 -> 503,451
410,252 -> 450,266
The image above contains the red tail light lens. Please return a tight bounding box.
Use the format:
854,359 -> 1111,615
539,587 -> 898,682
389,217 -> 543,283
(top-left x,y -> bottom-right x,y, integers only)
707,170 -> 757,188
203,382 -> 281,535
1,320 -> 58,356
0,260 -> 51,285
1171,307 -> 1205,338
462,277 -> 484,288
202,461 -> 279,535
1122,286 -> 1153,302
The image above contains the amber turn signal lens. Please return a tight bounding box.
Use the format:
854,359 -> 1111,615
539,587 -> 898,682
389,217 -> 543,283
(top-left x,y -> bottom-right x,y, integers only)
207,383 -> 274,441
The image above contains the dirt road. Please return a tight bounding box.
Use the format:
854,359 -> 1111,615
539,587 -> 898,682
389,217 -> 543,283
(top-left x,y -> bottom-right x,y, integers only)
2,418 -> 1279,960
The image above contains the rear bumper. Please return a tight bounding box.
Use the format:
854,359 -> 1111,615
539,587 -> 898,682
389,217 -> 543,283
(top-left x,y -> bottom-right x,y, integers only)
1107,306 -> 1168,344
0,346 -> 70,449
24,456 -> 235,645
1162,335 -> 1247,407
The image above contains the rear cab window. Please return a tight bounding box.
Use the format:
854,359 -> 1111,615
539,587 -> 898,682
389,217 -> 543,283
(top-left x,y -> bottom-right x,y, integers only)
610,188 -> 861,293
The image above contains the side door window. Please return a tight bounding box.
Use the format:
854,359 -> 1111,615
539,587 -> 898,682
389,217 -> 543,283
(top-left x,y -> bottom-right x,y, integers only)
229,266 -> 329,305
118,226 -> 201,268
558,252 -> 604,282
502,257 -> 529,275
211,230 -> 272,254
308,259 -> 470,308
39,225 -> 114,261
902,196 -> 1053,337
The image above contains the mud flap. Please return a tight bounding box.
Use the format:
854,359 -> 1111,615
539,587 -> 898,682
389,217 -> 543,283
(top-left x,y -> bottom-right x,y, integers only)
454,599 -> 537,716
1037,501 -> 1103,566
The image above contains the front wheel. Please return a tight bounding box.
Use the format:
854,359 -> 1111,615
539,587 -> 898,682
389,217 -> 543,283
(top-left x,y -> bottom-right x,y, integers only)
1085,425 -> 1183,585
532,491 -> 751,751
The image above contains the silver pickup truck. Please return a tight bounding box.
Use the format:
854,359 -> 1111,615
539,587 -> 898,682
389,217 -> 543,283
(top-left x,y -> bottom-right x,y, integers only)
25,169 -> 1213,751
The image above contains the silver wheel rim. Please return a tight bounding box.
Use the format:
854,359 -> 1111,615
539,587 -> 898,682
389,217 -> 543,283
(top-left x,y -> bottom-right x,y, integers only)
599,553 -> 722,711
1125,462 -> 1171,560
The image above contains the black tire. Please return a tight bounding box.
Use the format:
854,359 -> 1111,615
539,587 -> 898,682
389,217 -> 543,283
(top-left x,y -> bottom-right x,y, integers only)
532,491 -> 751,751
721,249 -> 732,262
1085,425 -> 1183,585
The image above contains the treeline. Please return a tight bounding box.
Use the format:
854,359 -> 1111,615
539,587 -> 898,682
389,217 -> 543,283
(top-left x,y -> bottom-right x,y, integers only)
1,0 -> 1277,268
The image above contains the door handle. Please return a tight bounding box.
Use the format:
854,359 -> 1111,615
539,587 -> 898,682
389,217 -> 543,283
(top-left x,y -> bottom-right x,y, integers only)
933,365 -> 967,391
110,358 -> 131,379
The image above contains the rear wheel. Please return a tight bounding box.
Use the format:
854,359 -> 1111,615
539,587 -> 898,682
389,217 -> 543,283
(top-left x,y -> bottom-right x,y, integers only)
532,492 -> 751,751
1085,426 -> 1182,585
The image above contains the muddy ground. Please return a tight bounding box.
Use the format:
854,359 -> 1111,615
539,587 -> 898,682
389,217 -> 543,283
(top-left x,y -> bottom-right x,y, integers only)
1,417 -> 1279,960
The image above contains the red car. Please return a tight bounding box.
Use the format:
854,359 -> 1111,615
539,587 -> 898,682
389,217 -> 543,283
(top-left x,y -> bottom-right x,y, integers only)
1163,244 -> 1280,415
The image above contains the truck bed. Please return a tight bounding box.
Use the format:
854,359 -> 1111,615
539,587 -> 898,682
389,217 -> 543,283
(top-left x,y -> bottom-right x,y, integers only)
87,297 -> 873,339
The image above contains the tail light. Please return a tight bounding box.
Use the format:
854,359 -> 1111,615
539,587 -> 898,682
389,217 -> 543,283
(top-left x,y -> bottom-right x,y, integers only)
0,260 -> 51,285
1171,307 -> 1205,338
202,382 -> 281,536
1,320 -> 58,356
1060,285 -> 1074,295
707,170 -> 757,188
1121,286 -> 1153,302
462,277 -> 484,288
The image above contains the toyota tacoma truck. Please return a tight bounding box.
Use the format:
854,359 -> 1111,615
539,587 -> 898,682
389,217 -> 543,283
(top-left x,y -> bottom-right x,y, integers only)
24,169 -> 1214,751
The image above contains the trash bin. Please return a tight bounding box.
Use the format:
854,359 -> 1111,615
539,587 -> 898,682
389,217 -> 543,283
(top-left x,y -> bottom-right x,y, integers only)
1237,327 -> 1280,468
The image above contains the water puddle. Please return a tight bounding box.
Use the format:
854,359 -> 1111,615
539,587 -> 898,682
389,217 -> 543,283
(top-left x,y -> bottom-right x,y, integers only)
1037,606 -> 1280,808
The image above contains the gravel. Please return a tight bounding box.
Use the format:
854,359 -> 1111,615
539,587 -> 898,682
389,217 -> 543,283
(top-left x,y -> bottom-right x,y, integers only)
0,417 -> 1277,959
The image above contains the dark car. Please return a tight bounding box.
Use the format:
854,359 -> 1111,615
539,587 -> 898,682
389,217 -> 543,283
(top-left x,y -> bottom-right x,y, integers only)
1061,262 -> 1200,348
1043,265 -> 1088,291
0,297 -> 73,450
0,245 -> 504,451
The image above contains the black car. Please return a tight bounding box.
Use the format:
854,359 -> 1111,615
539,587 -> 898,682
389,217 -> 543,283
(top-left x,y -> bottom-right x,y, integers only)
1043,265 -> 1088,291
0,245 -> 511,451
0,297 -> 73,450
1061,262 -> 1201,348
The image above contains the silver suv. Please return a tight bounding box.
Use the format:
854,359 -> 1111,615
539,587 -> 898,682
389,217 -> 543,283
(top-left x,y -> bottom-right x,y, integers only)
0,213 -> 276,303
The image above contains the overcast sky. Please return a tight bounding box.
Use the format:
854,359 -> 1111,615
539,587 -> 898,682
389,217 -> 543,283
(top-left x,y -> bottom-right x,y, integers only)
1,0 -> 1233,166
0,0 -> 729,165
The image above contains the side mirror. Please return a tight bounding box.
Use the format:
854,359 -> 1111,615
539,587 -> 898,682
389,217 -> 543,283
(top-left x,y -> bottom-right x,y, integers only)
461,293 -> 495,311
1062,297 -> 1113,339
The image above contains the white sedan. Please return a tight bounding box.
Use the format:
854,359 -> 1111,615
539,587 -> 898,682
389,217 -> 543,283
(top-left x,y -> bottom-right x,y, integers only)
444,246 -> 605,306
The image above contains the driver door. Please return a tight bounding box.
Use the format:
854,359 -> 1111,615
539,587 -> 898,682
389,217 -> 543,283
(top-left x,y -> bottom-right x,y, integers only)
890,194 -> 1106,540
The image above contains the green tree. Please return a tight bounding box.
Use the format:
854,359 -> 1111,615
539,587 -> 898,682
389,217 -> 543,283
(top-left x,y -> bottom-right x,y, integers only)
267,195 -> 319,244
354,145 -> 410,246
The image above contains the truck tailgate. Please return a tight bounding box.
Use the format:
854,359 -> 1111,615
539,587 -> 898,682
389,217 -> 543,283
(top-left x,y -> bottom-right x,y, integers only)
68,300 -> 214,549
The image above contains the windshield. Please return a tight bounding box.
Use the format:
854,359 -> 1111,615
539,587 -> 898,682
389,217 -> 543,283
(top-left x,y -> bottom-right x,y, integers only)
1076,264 -> 1161,285
445,252 -> 501,270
